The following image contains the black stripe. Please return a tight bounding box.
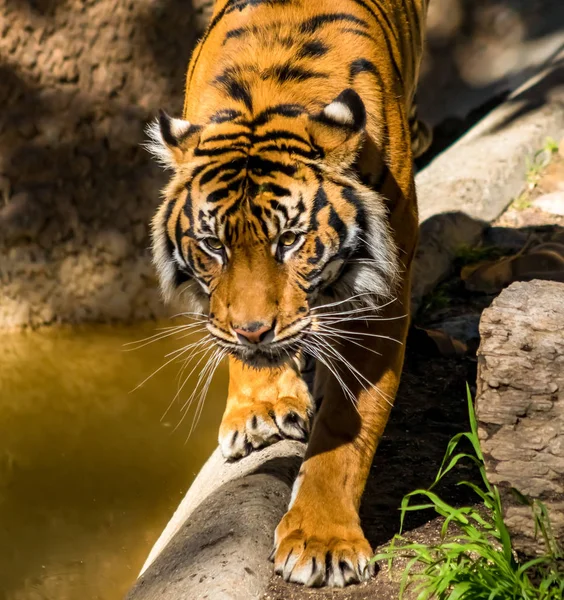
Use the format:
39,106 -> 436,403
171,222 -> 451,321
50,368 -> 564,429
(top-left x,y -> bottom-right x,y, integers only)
202,132 -> 250,143
247,156 -> 296,177
298,40 -> 329,59
308,237 -> 326,264
310,186 -> 329,228
262,63 -> 329,84
210,109 -> 243,124
267,183 -> 291,197
174,269 -> 191,286
175,211 -> 184,250
207,177 -> 244,203
270,199 -> 289,220
163,199 -> 176,258
257,144 -> 317,160
218,169 -> 241,182
183,187 -> 194,225
223,198 -> 244,218
342,187 -> 368,231
198,157 -> 247,186
299,13 -> 368,34
225,0 -> 291,14
349,58 -> 378,78
224,26 -> 249,41
224,21 -> 284,43
328,206 -> 347,244
252,129 -> 310,147
253,104 -> 305,126
214,69 -> 253,111
249,203 -> 269,237
340,27 -> 375,41
194,145 -> 248,157
304,265 -> 326,281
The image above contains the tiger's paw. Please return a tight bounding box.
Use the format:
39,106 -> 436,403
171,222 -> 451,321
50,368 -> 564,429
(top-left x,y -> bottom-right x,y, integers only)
219,367 -> 313,460
272,505 -> 375,587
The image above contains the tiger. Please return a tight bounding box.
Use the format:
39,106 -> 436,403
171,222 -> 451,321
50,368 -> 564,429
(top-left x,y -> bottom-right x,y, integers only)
146,0 -> 431,588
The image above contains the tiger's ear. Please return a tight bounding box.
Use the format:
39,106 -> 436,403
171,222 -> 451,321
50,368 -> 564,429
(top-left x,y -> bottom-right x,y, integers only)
307,89 -> 366,167
145,111 -> 201,170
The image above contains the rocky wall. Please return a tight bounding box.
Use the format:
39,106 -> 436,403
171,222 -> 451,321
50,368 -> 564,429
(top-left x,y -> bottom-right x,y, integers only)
0,0 -> 212,327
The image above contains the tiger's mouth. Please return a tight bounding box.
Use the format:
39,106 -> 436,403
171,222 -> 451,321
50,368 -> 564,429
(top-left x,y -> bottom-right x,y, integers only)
206,320 -> 310,368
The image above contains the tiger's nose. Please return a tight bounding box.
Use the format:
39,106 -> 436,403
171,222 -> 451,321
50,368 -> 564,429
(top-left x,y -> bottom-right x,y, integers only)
233,321 -> 275,345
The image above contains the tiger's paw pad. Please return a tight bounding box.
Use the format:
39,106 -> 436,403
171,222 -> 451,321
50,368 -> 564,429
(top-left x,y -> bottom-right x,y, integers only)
219,396 -> 313,460
273,515 -> 375,587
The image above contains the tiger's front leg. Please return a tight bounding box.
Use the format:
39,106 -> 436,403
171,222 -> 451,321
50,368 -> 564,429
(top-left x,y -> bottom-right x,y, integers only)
273,280 -> 410,587
219,356 -> 314,460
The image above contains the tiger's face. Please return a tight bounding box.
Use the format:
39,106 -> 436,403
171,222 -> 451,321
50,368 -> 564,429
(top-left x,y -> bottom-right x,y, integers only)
147,90 -> 397,367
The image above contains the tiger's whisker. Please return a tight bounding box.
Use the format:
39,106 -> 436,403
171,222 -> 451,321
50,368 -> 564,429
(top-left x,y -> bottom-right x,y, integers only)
311,335 -> 394,406
130,335 -> 212,393
187,349 -> 226,441
164,333 -> 212,358
315,324 -> 402,345
300,340 -> 360,413
310,291 -> 386,312
161,343 -> 216,422
173,349 -> 220,432
123,321 -> 207,350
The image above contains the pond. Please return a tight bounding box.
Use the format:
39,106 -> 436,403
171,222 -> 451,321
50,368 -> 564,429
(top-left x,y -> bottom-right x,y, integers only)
0,322 -> 228,600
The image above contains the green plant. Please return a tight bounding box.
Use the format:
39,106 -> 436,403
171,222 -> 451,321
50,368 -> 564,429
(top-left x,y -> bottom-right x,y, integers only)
512,191 -> 533,211
374,385 -> 564,600
525,137 -> 559,191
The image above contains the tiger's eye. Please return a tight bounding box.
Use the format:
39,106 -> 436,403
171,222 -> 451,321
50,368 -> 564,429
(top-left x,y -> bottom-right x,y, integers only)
204,237 -> 223,251
279,231 -> 297,247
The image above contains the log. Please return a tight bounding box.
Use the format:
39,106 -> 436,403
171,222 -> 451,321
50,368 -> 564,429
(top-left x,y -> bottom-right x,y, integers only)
476,280 -> 564,556
126,442 -> 304,600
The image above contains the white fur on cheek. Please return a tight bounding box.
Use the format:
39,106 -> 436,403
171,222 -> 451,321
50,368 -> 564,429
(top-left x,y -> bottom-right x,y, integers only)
151,202 -> 177,302
318,188 -> 399,308
150,201 -> 209,314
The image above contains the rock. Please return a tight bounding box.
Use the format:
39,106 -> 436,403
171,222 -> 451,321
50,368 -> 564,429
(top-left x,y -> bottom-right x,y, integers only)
533,192 -> 564,216
476,280 -> 564,556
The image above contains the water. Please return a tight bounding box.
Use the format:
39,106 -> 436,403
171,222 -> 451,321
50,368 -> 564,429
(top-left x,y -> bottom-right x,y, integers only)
0,322 -> 228,600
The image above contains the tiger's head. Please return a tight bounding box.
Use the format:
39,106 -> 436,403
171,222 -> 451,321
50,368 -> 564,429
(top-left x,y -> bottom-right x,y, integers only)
147,89 -> 398,367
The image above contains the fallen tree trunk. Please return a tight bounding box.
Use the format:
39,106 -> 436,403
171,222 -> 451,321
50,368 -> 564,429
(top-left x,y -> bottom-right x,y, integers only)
126,442 -> 304,600
476,280 -> 564,556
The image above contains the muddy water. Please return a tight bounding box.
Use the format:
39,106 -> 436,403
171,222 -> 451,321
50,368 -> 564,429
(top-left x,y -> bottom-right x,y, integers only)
0,322 -> 228,600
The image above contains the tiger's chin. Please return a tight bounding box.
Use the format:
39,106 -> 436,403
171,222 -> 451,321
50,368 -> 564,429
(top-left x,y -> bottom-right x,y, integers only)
229,345 -> 300,369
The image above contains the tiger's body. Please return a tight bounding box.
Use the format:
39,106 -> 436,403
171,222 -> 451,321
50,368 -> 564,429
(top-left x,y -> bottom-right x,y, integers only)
147,0 -> 430,587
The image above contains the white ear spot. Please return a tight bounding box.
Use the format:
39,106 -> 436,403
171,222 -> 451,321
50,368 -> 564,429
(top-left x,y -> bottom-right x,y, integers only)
323,101 -> 354,126
168,117 -> 192,139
